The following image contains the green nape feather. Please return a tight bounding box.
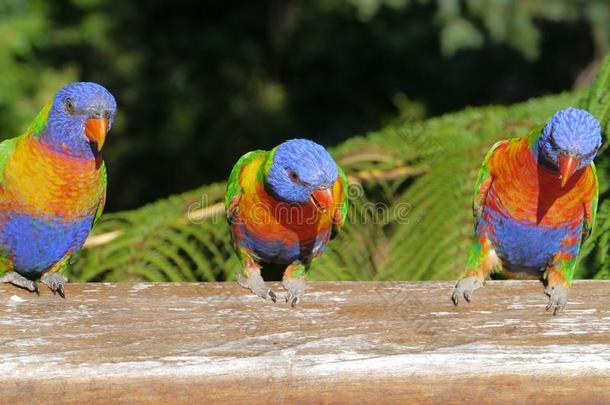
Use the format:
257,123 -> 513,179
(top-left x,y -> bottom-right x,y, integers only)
0,137 -> 19,185
93,163 -> 107,227
28,100 -> 52,138
225,150 -> 266,210
333,162 -> 349,236
583,163 -> 599,243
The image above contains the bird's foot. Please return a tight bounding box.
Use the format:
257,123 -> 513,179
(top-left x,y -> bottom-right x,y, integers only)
283,276 -> 306,307
544,269 -> 569,315
451,276 -> 484,306
544,284 -> 568,315
236,271 -> 276,302
41,273 -> 67,298
0,272 -> 38,294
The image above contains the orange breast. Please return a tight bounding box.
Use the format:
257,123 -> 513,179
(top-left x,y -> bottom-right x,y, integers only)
238,157 -> 338,245
2,136 -> 103,220
487,137 -> 595,226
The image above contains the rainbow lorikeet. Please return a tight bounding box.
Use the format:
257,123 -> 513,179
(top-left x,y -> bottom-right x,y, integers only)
0,82 -> 116,297
225,139 -> 348,306
452,107 -> 601,315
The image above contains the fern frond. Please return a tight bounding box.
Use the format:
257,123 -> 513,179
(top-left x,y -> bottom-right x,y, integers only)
72,55 -> 610,282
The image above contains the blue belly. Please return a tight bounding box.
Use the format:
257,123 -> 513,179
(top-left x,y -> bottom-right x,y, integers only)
0,214 -> 94,277
235,225 -> 329,265
479,208 -> 581,270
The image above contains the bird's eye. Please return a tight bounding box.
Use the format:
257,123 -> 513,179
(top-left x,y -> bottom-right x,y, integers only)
549,131 -> 559,149
288,170 -> 299,182
103,111 -> 112,119
64,98 -> 75,114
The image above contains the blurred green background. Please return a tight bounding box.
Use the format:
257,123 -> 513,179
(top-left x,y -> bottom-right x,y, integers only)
2,0 -> 608,211
2,0 -> 610,282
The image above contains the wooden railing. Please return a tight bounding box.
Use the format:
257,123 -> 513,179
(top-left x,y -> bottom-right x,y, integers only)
1,280 -> 609,404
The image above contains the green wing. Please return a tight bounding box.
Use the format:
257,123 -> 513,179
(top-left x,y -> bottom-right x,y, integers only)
331,163 -> 349,239
0,137 -> 19,185
0,137 -> 18,268
472,139 -> 507,228
93,162 -> 107,227
225,150 -> 266,217
582,162 -> 599,243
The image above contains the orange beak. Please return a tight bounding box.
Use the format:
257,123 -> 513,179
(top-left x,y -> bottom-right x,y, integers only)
559,154 -> 580,187
85,118 -> 109,152
309,187 -> 333,214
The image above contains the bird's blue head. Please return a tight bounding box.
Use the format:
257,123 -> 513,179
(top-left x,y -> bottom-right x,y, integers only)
265,139 -> 339,212
40,82 -> 117,159
539,107 -> 601,186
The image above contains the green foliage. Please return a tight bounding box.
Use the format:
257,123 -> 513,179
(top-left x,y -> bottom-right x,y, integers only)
72,183 -> 240,282
0,0 -> 603,212
585,55 -> 610,137
72,55 -> 610,282
0,0 -> 77,134
349,0 -> 610,60
574,55 -> 610,279
3,1 -> 608,282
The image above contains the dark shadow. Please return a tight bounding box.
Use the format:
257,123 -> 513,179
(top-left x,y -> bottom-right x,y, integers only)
536,158 -> 583,224
260,262 -> 287,281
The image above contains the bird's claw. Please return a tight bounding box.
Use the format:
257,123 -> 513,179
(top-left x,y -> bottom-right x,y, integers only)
237,272 -> 276,302
285,293 -> 300,308
452,276 -> 483,306
41,273 -> 67,299
0,271 -> 38,294
282,277 -> 306,308
268,290 -> 277,303
545,284 -> 568,315
56,283 -> 65,299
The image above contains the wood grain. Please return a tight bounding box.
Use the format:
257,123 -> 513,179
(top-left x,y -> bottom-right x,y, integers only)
1,281 -> 609,404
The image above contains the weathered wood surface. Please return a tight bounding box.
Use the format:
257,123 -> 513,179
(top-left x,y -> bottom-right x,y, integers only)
1,281 -> 609,404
